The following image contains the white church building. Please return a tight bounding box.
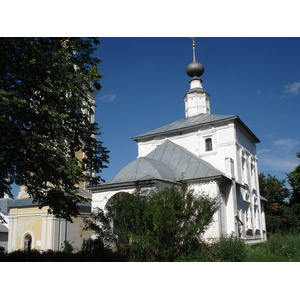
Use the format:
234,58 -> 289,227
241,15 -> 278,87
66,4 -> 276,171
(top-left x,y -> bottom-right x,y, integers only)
90,39 -> 267,243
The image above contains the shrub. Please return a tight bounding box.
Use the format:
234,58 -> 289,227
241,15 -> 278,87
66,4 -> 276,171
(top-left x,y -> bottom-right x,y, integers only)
62,241 -> 74,253
214,236 -> 247,262
87,185 -> 218,262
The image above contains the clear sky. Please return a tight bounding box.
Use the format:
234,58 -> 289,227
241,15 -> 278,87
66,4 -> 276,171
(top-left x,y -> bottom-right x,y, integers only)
8,37 -> 300,198
94,37 -> 300,185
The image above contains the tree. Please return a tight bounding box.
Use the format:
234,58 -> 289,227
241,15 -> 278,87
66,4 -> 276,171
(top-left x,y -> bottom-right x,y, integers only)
259,173 -> 290,233
287,152 -> 300,205
259,173 -> 290,207
87,185 -> 218,261
0,38 -> 109,221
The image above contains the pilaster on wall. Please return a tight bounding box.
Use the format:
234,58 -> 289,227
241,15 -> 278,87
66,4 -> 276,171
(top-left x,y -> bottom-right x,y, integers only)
7,216 -> 17,252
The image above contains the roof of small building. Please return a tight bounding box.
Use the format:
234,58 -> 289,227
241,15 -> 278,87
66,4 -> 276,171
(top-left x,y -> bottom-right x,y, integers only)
92,140 -> 224,190
0,197 -> 14,215
132,113 -> 260,143
9,198 -> 37,208
9,198 -> 91,209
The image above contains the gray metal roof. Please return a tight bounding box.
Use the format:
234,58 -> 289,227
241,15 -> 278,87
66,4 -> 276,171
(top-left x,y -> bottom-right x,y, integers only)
110,157 -> 178,184
9,198 -> 38,208
146,140 -> 223,180
132,114 -> 236,140
95,140 -> 223,189
0,198 -> 14,215
9,198 -> 91,209
132,113 -> 260,143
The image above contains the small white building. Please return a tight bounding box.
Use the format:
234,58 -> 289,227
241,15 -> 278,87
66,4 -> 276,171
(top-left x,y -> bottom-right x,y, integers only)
90,40 -> 267,243
0,194 -> 13,250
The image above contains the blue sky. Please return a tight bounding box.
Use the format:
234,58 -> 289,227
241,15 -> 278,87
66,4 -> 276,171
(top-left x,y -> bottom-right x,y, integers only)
9,37 -> 300,198
94,37 -> 300,185
6,2 -> 300,202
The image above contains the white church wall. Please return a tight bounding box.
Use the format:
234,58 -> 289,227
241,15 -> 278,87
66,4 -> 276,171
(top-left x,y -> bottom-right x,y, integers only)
197,122 -> 238,177
188,180 -> 222,240
136,120 -> 252,188
92,185 -> 166,212
137,120 -> 238,168
235,126 -> 257,156
92,188 -> 136,211
137,140 -> 159,158
236,182 -> 266,242
223,182 -> 238,237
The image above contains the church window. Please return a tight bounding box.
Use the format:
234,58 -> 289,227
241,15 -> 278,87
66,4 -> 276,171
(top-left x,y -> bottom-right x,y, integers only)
205,138 -> 213,152
24,234 -> 32,251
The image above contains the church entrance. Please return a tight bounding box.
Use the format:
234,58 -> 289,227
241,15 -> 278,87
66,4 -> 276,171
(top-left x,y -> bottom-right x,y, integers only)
24,234 -> 32,251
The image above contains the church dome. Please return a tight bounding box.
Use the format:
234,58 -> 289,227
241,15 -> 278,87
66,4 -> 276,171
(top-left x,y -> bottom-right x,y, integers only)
186,61 -> 205,78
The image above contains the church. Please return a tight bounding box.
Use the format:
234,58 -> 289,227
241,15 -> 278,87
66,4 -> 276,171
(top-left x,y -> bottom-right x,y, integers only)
4,39 -> 267,252
6,185 -> 93,252
90,39 -> 267,243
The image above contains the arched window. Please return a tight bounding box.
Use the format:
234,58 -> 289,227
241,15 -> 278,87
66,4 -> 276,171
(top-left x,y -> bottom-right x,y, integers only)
24,234 -> 32,251
205,138 -> 213,152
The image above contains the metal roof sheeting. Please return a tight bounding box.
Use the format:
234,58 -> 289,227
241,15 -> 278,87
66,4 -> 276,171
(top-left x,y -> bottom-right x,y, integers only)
9,198 -> 37,208
132,114 -> 236,140
146,140 -> 223,180
9,198 -> 91,209
100,140 -> 223,188
109,157 -> 178,184
132,113 -> 260,143
0,198 -> 14,215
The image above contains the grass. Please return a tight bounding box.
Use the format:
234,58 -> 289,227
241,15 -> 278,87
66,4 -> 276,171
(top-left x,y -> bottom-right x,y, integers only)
246,233 -> 300,262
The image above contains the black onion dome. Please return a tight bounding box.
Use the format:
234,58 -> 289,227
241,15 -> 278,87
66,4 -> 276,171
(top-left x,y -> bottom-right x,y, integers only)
186,61 -> 205,78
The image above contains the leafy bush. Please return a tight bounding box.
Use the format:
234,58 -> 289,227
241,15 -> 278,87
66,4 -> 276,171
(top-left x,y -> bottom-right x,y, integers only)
214,236 -> 247,262
87,185 -> 218,262
62,241 -> 74,253
266,214 -> 284,234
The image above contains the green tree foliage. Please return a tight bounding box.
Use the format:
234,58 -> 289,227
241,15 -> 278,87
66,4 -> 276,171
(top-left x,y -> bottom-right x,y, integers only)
287,152 -> 300,205
259,169 -> 300,233
259,173 -> 290,233
87,185 -> 218,261
0,38 -> 109,221
259,173 -> 290,207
